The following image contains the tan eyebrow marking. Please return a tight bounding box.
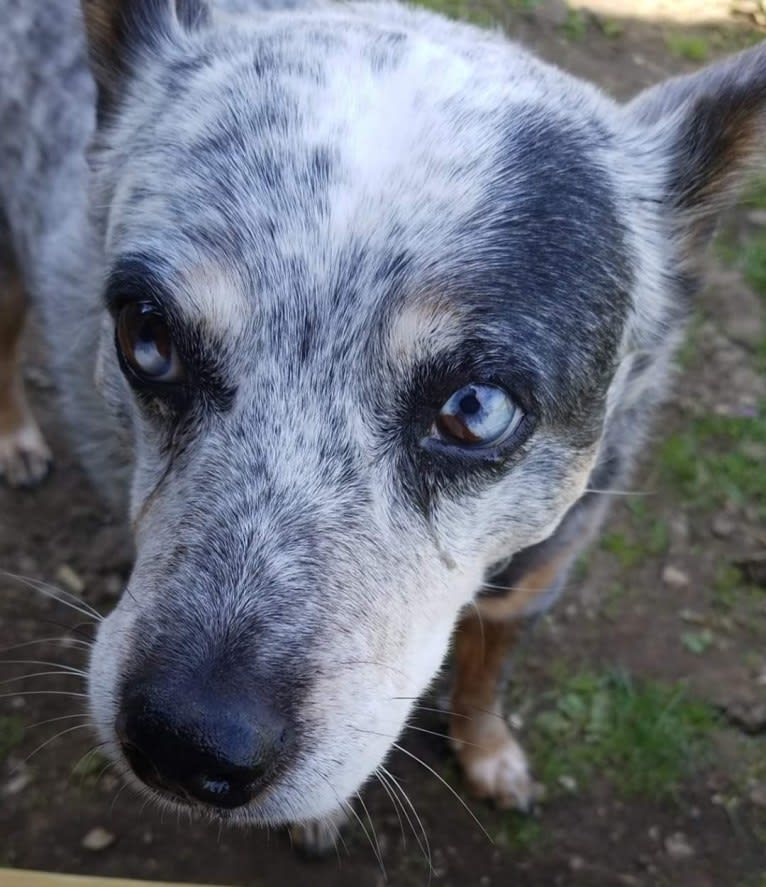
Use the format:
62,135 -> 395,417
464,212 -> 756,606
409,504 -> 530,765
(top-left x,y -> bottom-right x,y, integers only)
177,261 -> 251,337
388,293 -> 466,365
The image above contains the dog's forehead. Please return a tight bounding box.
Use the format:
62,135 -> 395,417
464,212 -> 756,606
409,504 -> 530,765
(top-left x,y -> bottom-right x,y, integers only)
108,11 -> 629,382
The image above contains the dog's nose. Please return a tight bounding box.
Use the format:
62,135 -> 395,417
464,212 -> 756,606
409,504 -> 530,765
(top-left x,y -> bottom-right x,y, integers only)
116,681 -> 288,809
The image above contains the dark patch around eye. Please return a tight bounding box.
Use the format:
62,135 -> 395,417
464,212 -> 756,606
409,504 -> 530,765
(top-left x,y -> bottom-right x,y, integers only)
375,346 -> 538,514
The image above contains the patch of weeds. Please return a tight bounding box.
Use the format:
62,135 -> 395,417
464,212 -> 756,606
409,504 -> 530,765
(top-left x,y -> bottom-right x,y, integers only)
665,33 -> 709,62
676,311 -> 704,370
744,174 -> 766,211
0,716 -> 24,763
711,563 -> 766,635
709,25 -> 765,53
497,812 -> 545,853
600,531 -> 642,569
658,410 -> 766,518
596,17 -> 623,39
743,229 -> 766,297
714,564 -> 747,611
647,518 -> 670,556
527,669 -> 716,800
716,229 -> 743,268
70,749 -> 112,788
681,628 -> 714,655
599,503 -> 668,571
571,552 -> 590,584
625,500 -> 669,559
561,8 -> 587,40
412,0 -> 495,26
601,583 -> 626,621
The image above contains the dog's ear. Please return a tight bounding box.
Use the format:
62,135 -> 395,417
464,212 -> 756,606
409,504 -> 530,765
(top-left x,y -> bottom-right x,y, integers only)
81,0 -> 210,120
627,42 -> 766,265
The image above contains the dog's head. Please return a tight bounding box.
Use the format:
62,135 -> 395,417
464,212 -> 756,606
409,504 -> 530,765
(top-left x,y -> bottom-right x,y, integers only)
82,0 -> 766,824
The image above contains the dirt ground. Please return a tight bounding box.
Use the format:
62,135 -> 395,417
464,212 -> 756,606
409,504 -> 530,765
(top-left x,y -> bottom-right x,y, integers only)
2,3 -> 766,886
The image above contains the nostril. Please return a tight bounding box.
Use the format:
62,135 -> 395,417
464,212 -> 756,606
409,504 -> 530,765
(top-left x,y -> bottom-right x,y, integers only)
116,682 -> 289,810
187,769 -> 261,808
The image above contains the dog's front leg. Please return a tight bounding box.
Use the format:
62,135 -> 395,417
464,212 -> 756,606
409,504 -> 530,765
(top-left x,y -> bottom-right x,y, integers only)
0,248 -> 52,488
449,610 -> 536,810
450,539 -> 580,810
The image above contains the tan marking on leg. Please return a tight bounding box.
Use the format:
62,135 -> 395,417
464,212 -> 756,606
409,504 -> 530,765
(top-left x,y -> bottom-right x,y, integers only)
0,265 -> 52,488
449,548 -> 574,807
449,615 -> 533,809
477,546 -> 574,623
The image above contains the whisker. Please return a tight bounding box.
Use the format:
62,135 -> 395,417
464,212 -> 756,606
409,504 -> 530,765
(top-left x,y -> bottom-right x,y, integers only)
393,742 -> 493,844
0,637 -> 92,655
110,779 -> 132,817
69,742 -> 110,785
318,774 -> 385,876
405,723 -> 485,750
479,579 -> 575,595
379,764 -> 432,876
344,796 -> 386,877
390,700 -> 471,721
470,598 -> 486,661
0,690 -> 88,700
0,670 -> 86,687
374,767 -> 407,852
1,571 -> 103,623
21,723 -> 93,768
334,659 -> 412,680
584,487 -> 652,496
0,659 -> 87,674
26,712 -> 90,731
356,790 -> 386,880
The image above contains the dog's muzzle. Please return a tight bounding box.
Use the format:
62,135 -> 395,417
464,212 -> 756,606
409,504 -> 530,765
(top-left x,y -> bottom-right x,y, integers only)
115,673 -> 291,809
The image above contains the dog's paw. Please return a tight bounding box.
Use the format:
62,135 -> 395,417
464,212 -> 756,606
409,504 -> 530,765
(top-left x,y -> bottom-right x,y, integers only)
289,809 -> 348,858
0,421 -> 52,488
452,720 -> 538,811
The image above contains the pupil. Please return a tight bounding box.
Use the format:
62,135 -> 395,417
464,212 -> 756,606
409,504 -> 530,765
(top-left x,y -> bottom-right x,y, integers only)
459,393 -> 481,416
138,320 -> 154,344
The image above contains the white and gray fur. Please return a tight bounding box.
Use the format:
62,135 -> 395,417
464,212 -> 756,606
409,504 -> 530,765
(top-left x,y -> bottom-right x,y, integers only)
1,0 -> 764,830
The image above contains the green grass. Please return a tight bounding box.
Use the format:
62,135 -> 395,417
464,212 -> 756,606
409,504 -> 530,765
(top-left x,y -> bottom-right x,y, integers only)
681,628 -> 715,655
665,33 -> 709,62
70,749 -> 112,787
0,716 -> 24,763
743,231 -> 766,297
527,669 -> 717,800
599,501 -> 669,570
411,0 -> 495,26
658,411 -> 766,518
743,174 -> 766,211
596,17 -> 623,39
714,564 -> 748,611
496,812 -> 545,853
561,8 -> 587,40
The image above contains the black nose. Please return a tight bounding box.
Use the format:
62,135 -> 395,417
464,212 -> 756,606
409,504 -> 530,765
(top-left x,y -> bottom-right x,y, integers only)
116,680 -> 288,809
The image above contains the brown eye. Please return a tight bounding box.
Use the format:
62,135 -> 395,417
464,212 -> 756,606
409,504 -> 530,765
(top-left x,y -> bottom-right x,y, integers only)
117,303 -> 183,383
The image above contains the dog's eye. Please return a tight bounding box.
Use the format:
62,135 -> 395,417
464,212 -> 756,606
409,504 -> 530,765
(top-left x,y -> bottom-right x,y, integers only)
117,303 -> 183,383
434,384 -> 522,447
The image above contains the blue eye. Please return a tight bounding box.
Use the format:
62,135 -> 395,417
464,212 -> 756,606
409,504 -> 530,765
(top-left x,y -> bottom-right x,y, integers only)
434,384 -> 522,447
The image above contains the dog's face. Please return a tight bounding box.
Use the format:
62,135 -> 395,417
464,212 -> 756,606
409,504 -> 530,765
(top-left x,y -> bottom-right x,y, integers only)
83,0 -> 766,824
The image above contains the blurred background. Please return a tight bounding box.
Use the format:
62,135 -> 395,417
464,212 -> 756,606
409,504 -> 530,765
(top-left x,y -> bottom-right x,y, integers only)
1,1 -> 765,886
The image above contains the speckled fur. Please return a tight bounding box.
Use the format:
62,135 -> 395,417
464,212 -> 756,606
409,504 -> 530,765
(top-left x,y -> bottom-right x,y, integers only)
1,0 -> 764,831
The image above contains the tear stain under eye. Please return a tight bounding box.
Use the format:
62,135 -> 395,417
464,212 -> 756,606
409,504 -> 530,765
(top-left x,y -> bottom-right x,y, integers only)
427,516 -> 457,570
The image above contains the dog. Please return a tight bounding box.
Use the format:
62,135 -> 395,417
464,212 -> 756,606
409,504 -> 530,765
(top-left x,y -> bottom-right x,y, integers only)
1,0 -> 764,852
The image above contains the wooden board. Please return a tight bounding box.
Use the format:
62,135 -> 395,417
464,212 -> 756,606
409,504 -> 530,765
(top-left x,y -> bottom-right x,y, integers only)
0,871 -> 222,887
